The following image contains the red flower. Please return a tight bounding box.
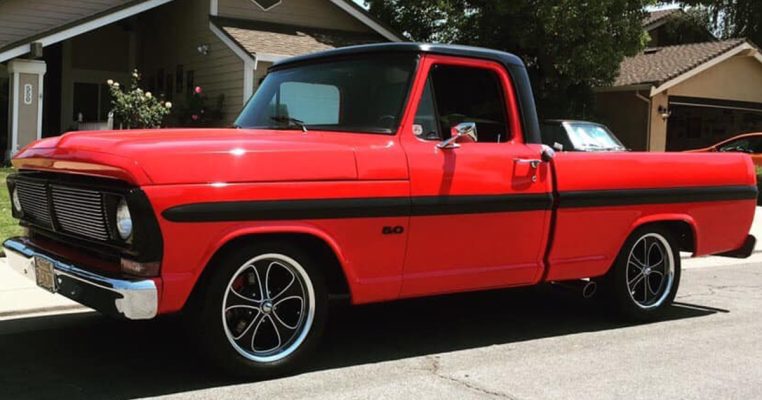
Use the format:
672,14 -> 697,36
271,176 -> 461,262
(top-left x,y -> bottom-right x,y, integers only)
194,86 -> 203,94
192,114 -> 199,121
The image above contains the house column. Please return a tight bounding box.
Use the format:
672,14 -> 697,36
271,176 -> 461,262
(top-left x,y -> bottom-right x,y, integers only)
7,59 -> 46,159
648,92 -> 669,151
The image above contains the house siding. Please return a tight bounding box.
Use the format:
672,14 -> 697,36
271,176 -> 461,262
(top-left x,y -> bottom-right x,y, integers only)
137,0 -> 244,126
595,91 -> 650,151
218,0 -> 370,33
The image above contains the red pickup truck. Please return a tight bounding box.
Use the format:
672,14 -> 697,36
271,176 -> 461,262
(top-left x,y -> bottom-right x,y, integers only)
4,43 -> 757,377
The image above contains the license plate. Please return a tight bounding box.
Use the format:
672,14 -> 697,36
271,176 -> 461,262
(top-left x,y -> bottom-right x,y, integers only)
34,256 -> 58,293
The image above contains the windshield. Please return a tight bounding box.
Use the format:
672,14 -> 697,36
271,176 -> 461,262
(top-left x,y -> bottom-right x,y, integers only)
235,54 -> 419,134
565,122 -> 626,151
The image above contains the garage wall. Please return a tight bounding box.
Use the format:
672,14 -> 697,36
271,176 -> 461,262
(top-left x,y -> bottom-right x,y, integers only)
669,55 -> 762,104
594,91 -> 649,151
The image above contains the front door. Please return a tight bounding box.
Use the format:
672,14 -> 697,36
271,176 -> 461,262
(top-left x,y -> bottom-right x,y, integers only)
400,55 -> 552,297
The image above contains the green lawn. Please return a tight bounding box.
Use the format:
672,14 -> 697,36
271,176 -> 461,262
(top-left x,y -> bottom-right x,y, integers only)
0,168 -> 22,242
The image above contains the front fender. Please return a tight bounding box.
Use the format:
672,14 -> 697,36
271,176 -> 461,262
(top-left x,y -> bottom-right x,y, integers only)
197,222 -> 357,287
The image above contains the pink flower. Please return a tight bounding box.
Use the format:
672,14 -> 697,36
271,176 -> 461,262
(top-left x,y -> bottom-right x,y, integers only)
192,114 -> 199,121
194,86 -> 202,94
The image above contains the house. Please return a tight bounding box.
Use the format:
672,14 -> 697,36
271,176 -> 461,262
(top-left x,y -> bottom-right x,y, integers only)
596,9 -> 762,151
0,0 -> 401,160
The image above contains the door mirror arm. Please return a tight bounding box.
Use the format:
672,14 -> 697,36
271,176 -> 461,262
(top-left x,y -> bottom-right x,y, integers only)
438,122 -> 478,149
541,145 -> 555,162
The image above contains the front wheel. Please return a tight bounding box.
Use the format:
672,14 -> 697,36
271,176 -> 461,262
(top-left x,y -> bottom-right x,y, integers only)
189,242 -> 327,378
604,227 -> 682,321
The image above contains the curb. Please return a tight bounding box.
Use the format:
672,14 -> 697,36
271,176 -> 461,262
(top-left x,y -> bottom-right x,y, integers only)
0,304 -> 87,319
681,249 -> 762,259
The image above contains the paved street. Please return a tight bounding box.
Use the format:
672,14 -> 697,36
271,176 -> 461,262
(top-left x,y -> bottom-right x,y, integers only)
1,256 -> 760,400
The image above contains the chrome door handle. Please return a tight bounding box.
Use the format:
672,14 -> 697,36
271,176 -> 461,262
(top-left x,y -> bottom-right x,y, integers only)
514,158 -> 541,169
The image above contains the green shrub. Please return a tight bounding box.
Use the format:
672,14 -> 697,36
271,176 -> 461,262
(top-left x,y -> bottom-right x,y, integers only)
108,70 -> 172,129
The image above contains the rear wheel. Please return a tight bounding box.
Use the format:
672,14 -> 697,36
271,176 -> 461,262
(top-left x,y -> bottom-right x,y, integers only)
605,227 -> 681,320
190,242 -> 327,378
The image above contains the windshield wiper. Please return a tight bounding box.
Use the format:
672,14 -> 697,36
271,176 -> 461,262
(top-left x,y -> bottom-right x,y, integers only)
579,143 -> 605,150
270,116 -> 308,132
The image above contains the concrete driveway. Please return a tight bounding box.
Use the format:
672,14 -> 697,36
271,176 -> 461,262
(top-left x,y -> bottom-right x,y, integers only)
0,258 -> 760,400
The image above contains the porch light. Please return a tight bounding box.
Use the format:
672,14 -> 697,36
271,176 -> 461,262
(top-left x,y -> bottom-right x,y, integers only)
658,105 -> 672,120
197,44 -> 209,55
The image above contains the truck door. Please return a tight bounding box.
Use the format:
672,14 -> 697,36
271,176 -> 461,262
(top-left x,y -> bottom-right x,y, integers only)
400,54 -> 553,297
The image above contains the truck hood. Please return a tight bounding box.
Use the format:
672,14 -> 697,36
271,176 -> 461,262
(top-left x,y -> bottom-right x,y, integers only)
12,128 -> 391,185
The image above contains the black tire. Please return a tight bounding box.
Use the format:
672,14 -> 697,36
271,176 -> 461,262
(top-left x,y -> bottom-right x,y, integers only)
188,241 -> 328,378
602,226 -> 682,321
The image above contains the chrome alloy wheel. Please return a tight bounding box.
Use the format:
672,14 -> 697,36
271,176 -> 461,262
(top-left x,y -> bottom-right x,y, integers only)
222,253 -> 315,363
625,233 -> 675,309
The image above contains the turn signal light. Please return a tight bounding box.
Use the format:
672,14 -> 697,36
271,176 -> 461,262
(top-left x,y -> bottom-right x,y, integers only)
121,258 -> 160,277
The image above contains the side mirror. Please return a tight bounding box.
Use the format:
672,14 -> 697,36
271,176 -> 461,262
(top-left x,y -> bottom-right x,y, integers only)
437,122 -> 478,149
541,145 -> 555,162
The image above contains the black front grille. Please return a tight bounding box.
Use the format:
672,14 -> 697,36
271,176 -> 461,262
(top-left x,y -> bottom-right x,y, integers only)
9,171 -> 163,264
15,180 -> 53,228
13,178 -> 113,242
51,185 -> 110,241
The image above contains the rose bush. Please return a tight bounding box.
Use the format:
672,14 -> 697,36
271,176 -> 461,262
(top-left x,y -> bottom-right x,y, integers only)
108,70 -> 172,129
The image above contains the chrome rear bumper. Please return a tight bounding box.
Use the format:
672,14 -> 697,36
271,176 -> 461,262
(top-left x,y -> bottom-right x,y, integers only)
3,238 -> 158,320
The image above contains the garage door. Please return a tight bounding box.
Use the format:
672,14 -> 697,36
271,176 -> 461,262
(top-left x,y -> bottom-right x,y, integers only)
666,96 -> 762,151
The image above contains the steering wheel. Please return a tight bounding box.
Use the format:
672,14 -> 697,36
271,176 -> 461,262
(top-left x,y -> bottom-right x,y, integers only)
377,115 -> 397,129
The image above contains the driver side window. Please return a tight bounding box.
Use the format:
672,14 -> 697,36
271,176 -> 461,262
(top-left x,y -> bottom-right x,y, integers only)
413,64 -> 510,143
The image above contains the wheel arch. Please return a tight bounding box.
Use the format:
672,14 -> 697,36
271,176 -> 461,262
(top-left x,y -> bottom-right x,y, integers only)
628,214 -> 698,255
186,226 -> 355,311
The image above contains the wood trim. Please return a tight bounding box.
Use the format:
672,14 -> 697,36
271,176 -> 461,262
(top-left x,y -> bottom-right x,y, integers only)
328,0 -> 403,41
208,21 -> 255,102
669,95 -> 762,113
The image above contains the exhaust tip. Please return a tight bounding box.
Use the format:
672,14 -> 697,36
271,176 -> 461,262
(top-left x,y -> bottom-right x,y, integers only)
582,281 -> 597,299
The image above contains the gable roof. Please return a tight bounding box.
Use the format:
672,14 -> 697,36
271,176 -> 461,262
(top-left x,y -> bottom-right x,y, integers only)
329,0 -> 403,42
0,0 -> 174,63
0,0 -> 402,64
613,39 -> 749,88
213,17 -> 382,58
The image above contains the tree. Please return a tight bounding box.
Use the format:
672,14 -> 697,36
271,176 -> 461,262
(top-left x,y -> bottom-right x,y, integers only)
677,0 -> 762,45
366,0 -> 654,119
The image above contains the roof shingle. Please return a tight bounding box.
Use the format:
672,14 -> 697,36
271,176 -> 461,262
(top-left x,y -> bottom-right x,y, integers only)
612,39 -> 747,87
215,18 -> 383,58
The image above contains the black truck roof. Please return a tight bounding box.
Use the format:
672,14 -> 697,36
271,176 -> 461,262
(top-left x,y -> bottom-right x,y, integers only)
272,42 -> 526,69
270,43 -> 542,145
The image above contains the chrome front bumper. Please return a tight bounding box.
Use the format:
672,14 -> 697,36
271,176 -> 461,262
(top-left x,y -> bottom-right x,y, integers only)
3,238 -> 158,320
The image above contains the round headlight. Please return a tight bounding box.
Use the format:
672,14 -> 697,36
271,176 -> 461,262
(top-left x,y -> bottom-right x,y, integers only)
116,199 -> 133,240
11,187 -> 22,214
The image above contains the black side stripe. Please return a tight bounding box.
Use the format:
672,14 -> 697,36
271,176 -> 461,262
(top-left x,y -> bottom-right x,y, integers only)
557,185 -> 757,208
411,194 -> 552,216
161,185 -> 757,223
162,194 -> 552,222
